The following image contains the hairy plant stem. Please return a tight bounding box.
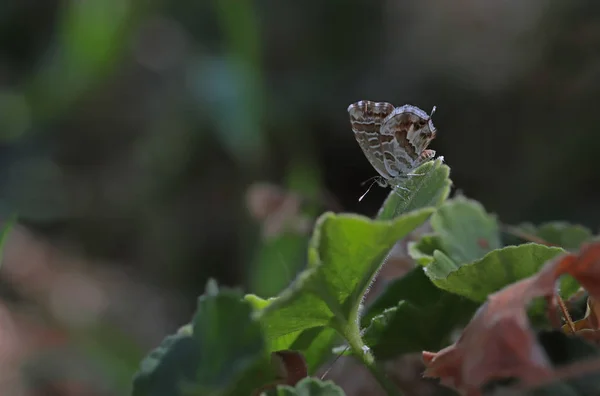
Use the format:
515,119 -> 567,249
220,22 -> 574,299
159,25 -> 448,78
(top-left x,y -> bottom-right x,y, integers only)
341,321 -> 404,396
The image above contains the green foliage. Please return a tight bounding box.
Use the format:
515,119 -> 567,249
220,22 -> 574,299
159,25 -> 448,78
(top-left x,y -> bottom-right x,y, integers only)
517,221 -> 595,250
132,281 -> 274,396
408,195 -> 501,266
27,0 -> 134,117
250,234 -> 310,301
264,378 -> 346,396
377,158 -> 451,220
360,266 -> 479,359
132,332 -> 200,396
248,209 -> 434,368
0,215 -> 16,268
409,196 -> 579,302
426,243 -> 568,302
132,156 -> 598,396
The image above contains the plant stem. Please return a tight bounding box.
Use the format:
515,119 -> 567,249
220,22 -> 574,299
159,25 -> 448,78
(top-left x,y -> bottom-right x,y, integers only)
362,356 -> 403,396
342,324 -> 404,396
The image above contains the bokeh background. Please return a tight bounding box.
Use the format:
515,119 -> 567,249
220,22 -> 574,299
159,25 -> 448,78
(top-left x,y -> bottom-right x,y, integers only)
1,0 -> 600,395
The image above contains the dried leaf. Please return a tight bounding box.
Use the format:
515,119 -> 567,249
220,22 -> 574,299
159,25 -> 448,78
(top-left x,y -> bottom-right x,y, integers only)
252,351 -> 309,396
246,183 -> 312,239
272,350 -> 309,386
423,242 -> 600,396
563,296 -> 600,345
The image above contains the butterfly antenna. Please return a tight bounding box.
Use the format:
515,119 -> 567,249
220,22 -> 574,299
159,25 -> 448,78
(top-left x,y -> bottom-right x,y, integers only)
358,179 -> 378,202
430,106 -> 437,118
360,175 -> 379,187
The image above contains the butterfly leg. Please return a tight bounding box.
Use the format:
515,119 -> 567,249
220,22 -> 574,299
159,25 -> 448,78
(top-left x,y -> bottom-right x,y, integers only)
389,186 -> 410,202
392,184 -> 410,195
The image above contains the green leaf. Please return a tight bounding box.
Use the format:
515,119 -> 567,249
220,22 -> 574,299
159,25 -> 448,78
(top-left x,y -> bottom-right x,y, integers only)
361,265 -> 450,325
254,209 -> 433,353
0,215 -> 16,269
27,0 -> 133,117
264,377 -> 346,396
407,234 -> 442,266
288,327 -> 339,374
425,243 -> 570,302
376,158 -> 451,220
361,266 -> 479,359
250,234 -> 309,299
132,332 -> 199,396
133,281 -> 273,396
246,295 -> 340,374
192,287 -> 266,389
517,222 -> 594,250
423,195 -> 502,265
407,196 -> 578,303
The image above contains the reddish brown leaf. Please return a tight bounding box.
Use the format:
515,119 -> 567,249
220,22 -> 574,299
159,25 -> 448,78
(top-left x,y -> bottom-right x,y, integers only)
245,183 -> 313,239
562,296 -> 600,345
586,297 -> 600,329
272,350 -> 309,386
252,350 -> 308,395
423,242 -> 600,396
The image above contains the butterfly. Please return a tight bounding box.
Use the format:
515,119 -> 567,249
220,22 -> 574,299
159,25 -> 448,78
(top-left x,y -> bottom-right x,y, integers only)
347,101 -> 438,199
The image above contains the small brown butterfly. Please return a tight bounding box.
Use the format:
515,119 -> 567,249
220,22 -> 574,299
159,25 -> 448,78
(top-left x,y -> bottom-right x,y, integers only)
347,101 -> 438,199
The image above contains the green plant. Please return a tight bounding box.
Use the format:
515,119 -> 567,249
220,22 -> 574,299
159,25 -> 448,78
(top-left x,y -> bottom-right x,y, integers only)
131,158 -> 600,396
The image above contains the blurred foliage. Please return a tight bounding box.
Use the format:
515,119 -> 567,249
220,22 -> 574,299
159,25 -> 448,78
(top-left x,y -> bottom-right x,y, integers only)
2,0 -> 600,394
2,0 -> 600,293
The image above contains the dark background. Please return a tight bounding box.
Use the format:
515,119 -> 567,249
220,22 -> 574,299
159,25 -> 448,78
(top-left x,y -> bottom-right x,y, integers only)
1,1 -> 600,395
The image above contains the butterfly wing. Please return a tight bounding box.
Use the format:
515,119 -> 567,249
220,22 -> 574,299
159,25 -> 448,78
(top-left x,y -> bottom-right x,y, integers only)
381,105 -> 437,175
397,105 -> 437,156
379,106 -> 420,178
348,101 -> 395,180
414,149 -> 436,167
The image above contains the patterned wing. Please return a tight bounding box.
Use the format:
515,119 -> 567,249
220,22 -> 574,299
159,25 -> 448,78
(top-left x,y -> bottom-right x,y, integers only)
347,100 -> 395,180
414,149 -> 436,167
380,104 -> 437,175
397,105 -> 437,155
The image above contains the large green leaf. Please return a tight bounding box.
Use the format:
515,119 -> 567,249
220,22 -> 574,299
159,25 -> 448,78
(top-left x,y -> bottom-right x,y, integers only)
132,331 -> 199,396
418,195 -> 502,265
377,158 -> 451,220
246,155 -> 450,371
516,221 -> 594,250
408,195 -> 501,271
287,327 -> 339,374
264,377 -> 346,396
133,281 -> 273,396
192,284 -> 266,389
361,266 -> 479,359
245,294 -> 340,375
250,234 -> 310,299
425,243 -> 573,302
408,196 -> 579,302
407,234 -> 441,266
251,209 -> 434,354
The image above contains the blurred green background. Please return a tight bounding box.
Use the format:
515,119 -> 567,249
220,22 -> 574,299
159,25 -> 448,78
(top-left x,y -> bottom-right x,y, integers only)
1,0 -> 600,395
